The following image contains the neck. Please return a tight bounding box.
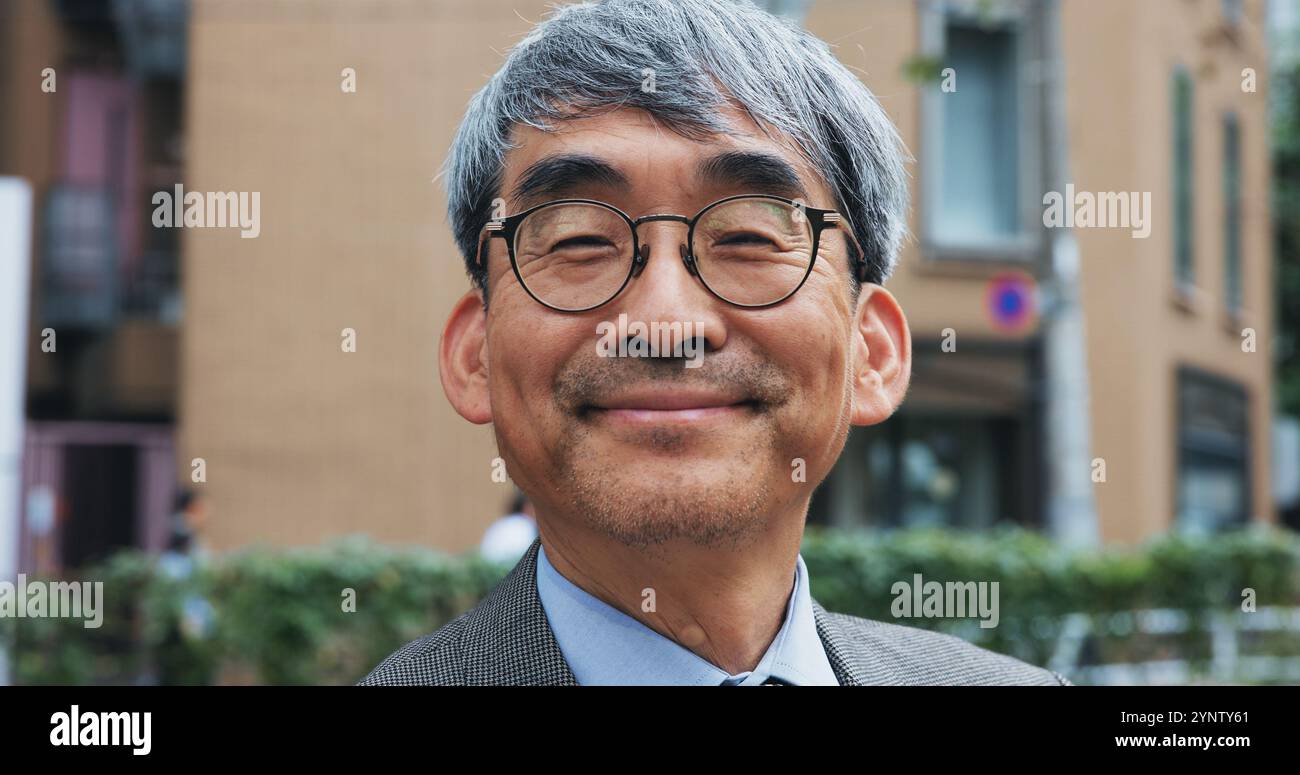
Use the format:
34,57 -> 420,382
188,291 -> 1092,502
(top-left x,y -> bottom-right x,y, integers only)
537,509 -> 806,675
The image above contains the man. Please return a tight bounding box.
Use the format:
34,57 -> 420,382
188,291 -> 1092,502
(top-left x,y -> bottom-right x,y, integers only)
361,0 -> 1069,686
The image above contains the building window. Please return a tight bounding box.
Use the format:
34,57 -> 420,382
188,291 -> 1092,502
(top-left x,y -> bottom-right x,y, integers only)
1223,112 -> 1243,313
919,1 -> 1043,261
1172,68 -> 1195,289
1176,368 -> 1251,532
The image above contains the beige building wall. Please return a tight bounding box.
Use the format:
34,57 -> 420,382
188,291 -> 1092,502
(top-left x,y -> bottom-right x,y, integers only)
1,0 -> 65,395
807,0 -> 1274,543
182,0 -> 555,551
1063,0 -> 1273,542
183,0 -> 1275,551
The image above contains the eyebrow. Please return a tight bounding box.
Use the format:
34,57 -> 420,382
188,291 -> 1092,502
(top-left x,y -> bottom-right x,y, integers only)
506,148 -> 811,212
696,150 -> 810,201
510,153 -> 630,210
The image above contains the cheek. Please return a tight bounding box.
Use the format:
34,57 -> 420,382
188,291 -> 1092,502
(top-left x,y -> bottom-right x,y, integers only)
769,287 -> 853,400
485,307 -> 593,459
752,292 -> 855,470
489,316 -> 568,415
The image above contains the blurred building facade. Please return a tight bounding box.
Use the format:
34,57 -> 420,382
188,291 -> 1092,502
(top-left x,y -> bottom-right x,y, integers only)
0,0 -> 1278,567
2,0 -> 186,572
807,0 -> 1275,545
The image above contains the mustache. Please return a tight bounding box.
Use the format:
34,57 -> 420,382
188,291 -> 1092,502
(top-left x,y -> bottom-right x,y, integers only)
552,348 -> 793,412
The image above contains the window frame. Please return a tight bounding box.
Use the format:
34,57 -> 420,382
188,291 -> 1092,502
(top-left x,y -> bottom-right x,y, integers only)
917,0 -> 1048,268
1223,110 -> 1244,316
1174,365 -> 1253,532
1171,66 -> 1197,295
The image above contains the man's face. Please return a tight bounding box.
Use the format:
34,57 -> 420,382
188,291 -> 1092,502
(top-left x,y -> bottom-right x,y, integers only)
451,105 -> 907,550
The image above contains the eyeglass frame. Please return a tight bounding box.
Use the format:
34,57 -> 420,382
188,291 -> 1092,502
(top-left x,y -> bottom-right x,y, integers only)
476,193 -> 868,313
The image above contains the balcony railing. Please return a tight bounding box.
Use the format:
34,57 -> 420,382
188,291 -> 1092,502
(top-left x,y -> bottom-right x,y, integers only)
41,183 -> 181,329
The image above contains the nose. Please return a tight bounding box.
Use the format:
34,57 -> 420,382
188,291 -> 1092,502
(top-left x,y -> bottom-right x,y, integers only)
633,242 -> 697,278
616,220 -> 727,355
631,214 -> 694,278
632,218 -> 705,285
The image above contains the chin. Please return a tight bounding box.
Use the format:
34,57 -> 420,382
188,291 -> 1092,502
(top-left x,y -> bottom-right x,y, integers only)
558,462 -> 780,550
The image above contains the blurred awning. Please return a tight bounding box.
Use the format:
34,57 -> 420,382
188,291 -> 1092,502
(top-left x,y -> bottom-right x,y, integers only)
907,343 -> 1036,415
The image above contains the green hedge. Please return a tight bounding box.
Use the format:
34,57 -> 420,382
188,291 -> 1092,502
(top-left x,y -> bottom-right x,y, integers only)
4,527 -> 1299,684
801,526 -> 1300,668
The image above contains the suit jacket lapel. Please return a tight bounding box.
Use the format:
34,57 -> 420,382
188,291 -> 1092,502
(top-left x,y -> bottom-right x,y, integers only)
459,538 -> 579,685
811,598 -> 906,686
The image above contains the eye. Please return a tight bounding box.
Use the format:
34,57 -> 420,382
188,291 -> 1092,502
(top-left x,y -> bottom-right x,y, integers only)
551,235 -> 615,250
714,231 -> 775,246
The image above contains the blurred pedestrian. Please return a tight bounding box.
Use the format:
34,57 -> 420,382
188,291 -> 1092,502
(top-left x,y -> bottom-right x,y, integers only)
157,490 -> 217,685
479,490 -> 537,563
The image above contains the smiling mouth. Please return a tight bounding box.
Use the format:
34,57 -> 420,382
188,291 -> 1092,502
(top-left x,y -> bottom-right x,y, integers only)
579,388 -> 761,425
587,403 -> 758,425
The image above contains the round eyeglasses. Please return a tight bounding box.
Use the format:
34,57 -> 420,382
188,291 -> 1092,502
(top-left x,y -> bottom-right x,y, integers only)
477,194 -> 866,312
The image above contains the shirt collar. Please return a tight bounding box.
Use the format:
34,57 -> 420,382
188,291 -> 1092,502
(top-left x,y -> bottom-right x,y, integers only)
535,543 -> 839,686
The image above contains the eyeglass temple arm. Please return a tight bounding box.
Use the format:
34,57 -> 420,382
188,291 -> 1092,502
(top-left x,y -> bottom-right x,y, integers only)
823,211 -> 869,283
477,220 -> 507,268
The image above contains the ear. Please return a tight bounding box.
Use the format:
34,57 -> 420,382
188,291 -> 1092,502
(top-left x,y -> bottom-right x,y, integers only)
849,283 -> 911,426
439,290 -> 492,424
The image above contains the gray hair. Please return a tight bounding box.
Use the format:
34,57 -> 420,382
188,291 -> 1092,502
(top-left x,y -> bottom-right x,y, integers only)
444,0 -> 910,294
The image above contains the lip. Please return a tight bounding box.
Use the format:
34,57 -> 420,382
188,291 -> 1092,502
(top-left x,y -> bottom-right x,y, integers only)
583,387 -> 757,425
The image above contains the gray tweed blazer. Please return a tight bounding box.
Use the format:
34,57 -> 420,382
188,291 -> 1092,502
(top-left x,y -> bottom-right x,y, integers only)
359,538 -> 1071,686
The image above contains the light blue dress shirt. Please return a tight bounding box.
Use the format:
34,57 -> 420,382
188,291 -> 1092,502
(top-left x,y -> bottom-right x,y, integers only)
535,543 -> 839,686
